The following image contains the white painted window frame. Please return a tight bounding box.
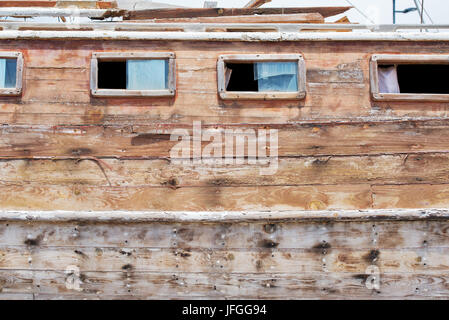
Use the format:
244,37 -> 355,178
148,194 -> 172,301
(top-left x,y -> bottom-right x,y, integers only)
370,54 -> 449,102
0,52 -> 23,96
217,54 -> 306,100
90,52 -> 176,97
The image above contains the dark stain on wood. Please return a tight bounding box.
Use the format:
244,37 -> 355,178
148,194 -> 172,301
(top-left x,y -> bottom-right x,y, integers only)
24,234 -> 43,246
258,239 -> 279,248
208,178 -> 237,186
177,228 -> 195,242
24,238 -> 39,246
263,224 -> 277,234
74,249 -> 88,258
131,134 -> 171,146
163,178 -> 179,189
312,241 -> 331,254
119,249 -> 132,256
353,274 -> 369,282
179,250 -> 191,258
255,259 -> 263,271
261,279 -> 277,288
312,158 -> 331,166
121,264 -> 133,271
70,148 -> 92,156
364,249 -> 380,263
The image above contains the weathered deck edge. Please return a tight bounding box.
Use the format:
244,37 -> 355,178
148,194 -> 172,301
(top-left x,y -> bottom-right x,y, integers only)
0,30 -> 448,41
1,209 -> 448,223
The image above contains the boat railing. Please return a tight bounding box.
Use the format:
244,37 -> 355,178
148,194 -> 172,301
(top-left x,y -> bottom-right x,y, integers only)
0,21 -> 448,33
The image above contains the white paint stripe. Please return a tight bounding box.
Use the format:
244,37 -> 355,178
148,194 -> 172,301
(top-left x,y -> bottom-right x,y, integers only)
0,209 -> 448,222
0,30 -> 448,41
0,7 -> 113,18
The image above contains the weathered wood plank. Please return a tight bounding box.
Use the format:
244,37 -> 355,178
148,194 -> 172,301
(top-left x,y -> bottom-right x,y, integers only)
0,153 -> 447,187
0,220 -> 444,250
0,245 -> 443,274
0,184 -> 372,211
124,7 -> 352,20
23,79 -> 90,103
148,13 -> 325,24
0,1 -> 116,9
0,215 -> 447,299
0,41 -> 444,127
2,270 -> 449,299
373,184 -> 449,209
0,121 -> 449,158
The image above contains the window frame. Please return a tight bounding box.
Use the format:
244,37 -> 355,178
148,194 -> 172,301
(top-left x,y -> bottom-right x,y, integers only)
217,54 -> 306,100
0,52 -> 23,96
90,52 -> 176,97
370,54 -> 449,102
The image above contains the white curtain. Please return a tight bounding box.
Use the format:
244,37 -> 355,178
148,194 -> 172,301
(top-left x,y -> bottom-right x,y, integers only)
254,62 -> 298,92
126,59 -> 168,90
224,66 -> 233,88
378,65 -> 400,93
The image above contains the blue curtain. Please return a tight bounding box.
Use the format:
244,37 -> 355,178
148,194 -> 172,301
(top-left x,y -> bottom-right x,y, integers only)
5,59 -> 17,88
0,59 -> 17,88
0,59 -> 5,88
254,62 -> 298,92
126,59 -> 168,90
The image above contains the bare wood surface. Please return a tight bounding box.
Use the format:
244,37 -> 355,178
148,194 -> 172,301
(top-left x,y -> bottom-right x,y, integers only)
0,216 -> 448,299
124,7 -> 352,20
0,153 -> 446,187
0,24 -> 446,300
0,1 -> 116,9
147,13 -> 325,24
0,120 -> 449,158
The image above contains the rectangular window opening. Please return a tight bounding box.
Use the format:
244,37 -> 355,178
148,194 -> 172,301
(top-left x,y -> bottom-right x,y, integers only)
91,52 -> 175,97
97,59 -> 169,90
218,54 -> 305,100
0,58 -> 17,88
225,61 -> 299,93
98,61 -> 126,89
371,54 -> 449,101
378,64 -> 449,95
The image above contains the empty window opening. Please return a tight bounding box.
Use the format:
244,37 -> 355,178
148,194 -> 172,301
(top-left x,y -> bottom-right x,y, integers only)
0,58 -> 17,88
378,64 -> 449,94
226,63 -> 258,92
225,61 -> 298,92
98,61 -> 126,89
97,59 -> 169,90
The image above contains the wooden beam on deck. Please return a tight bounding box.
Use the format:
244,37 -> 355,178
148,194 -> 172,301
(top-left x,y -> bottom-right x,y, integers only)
0,1 -> 117,9
149,13 -> 325,24
124,6 -> 352,20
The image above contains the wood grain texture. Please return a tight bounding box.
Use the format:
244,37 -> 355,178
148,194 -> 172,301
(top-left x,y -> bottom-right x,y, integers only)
0,40 -> 447,126
0,40 -> 447,212
0,153 -> 446,187
0,120 -> 448,158
0,217 -> 447,299
0,32 -> 448,300
124,7 -> 352,20
0,183 -> 372,211
147,13 -> 325,24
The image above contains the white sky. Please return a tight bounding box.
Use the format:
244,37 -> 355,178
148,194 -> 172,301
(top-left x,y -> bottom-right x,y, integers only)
156,0 -> 449,24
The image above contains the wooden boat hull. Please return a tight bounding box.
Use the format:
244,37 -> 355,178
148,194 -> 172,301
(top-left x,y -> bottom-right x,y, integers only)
0,36 -> 448,299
